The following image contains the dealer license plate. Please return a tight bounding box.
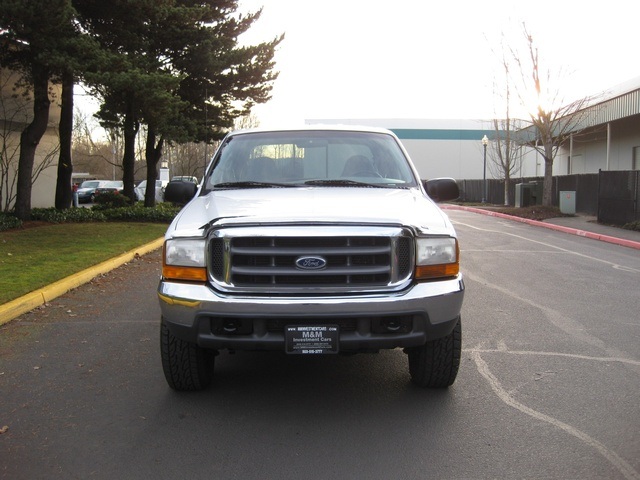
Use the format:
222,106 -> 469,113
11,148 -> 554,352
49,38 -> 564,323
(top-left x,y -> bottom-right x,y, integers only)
285,325 -> 339,354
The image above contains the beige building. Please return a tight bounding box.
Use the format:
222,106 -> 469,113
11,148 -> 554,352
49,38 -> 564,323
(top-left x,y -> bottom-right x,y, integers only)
1,68 -> 60,211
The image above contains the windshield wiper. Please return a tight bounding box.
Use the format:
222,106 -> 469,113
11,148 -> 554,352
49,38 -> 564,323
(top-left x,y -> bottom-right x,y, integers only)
304,179 -> 383,188
213,181 -> 294,189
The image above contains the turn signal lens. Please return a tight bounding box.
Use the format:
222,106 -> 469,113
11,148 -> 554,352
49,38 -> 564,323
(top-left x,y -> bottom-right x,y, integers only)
415,263 -> 459,279
162,265 -> 207,282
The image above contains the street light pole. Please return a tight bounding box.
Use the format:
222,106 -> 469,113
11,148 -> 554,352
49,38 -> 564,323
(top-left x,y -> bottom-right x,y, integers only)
481,135 -> 488,203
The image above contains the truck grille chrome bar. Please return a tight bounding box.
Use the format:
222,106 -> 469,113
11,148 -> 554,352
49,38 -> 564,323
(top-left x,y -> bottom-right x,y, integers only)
208,226 -> 413,294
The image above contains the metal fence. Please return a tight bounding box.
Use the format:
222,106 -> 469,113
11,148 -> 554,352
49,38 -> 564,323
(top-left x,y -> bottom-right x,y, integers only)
454,171 -> 639,225
598,170 -> 639,225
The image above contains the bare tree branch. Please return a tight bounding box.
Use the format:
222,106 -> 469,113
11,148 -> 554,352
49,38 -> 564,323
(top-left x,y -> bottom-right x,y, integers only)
509,23 -> 595,206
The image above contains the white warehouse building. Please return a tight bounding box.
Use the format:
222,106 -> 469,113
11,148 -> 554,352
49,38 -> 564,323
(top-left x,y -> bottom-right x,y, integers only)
306,117 -> 541,180
307,76 -> 640,182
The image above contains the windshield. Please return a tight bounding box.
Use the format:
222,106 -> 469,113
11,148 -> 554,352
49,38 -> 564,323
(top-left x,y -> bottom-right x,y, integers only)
80,181 -> 99,188
203,130 -> 418,192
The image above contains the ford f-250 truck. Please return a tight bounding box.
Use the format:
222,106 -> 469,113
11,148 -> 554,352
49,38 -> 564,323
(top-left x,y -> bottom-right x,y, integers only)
159,126 -> 464,390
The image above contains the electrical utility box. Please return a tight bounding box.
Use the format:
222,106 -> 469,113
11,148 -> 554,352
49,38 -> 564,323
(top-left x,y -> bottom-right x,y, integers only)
559,191 -> 576,214
515,182 -> 542,207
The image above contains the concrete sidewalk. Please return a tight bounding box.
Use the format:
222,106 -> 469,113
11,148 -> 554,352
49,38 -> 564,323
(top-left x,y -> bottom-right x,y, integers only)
442,204 -> 640,250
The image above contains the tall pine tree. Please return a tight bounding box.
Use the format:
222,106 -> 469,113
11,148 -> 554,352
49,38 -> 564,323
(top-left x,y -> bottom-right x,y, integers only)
75,0 -> 282,205
0,0 -> 78,219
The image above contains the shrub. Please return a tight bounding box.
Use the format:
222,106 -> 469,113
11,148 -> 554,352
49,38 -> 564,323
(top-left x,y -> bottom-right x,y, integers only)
1,203 -> 179,231
0,212 -> 22,231
623,220 -> 640,232
31,207 -> 107,223
101,202 -> 180,222
93,191 -> 132,209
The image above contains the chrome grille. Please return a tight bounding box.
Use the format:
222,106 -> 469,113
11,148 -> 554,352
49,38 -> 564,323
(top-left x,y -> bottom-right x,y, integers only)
208,226 -> 414,294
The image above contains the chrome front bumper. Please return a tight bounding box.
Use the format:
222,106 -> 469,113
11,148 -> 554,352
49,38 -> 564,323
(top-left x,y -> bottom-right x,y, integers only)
158,275 -> 464,352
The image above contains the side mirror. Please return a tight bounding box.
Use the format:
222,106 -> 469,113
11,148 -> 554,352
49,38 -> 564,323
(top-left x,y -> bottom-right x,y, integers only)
164,180 -> 198,205
424,177 -> 460,203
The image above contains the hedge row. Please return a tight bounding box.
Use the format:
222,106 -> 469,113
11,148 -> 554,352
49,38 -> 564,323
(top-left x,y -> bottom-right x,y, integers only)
0,202 -> 181,232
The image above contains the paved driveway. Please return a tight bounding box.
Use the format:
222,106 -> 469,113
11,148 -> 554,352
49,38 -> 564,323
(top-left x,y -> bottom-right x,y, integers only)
1,211 -> 639,480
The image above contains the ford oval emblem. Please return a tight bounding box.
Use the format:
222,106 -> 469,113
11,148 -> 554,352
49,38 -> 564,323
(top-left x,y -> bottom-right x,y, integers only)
296,256 -> 327,270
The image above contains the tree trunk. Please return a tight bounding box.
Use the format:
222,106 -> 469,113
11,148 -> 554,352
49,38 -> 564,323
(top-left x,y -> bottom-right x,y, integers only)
542,139 -> 554,206
55,73 -> 74,209
504,171 -> 511,206
15,66 -> 51,220
542,157 -> 553,206
144,128 -> 164,207
121,99 -> 139,204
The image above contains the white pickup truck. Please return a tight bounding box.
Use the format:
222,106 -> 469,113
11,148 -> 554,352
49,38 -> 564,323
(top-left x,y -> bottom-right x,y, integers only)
159,126 -> 464,390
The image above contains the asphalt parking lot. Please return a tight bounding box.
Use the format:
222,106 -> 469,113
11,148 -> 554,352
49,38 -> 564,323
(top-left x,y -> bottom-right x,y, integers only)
1,210 -> 639,479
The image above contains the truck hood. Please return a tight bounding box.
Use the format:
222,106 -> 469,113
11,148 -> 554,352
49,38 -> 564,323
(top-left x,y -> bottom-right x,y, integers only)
166,187 -> 456,238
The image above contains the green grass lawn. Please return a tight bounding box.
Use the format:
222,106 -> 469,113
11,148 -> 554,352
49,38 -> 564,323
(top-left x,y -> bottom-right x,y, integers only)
0,222 -> 167,304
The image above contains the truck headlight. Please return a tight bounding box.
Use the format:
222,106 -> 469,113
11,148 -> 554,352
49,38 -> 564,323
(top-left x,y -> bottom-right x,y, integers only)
415,237 -> 459,280
163,239 -> 207,282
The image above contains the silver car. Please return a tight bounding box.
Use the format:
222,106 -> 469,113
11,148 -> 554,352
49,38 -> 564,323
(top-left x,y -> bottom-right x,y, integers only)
134,180 -> 168,202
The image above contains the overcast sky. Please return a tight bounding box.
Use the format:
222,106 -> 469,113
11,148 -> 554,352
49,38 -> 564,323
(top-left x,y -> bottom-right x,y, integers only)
237,0 -> 639,127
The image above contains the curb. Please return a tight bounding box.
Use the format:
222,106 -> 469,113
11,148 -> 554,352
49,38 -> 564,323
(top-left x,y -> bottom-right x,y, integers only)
441,205 -> 640,251
0,237 -> 165,327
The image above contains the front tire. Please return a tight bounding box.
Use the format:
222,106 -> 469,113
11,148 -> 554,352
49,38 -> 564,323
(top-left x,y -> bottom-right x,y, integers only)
407,318 -> 461,388
160,317 -> 216,391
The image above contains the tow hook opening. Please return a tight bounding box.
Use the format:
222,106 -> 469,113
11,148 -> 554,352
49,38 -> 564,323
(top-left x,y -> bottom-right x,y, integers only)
212,318 -> 253,335
371,316 -> 413,334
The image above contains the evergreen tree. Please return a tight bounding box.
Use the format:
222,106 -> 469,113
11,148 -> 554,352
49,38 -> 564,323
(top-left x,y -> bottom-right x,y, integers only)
0,0 -> 78,219
75,0 -> 282,205
0,0 -> 102,214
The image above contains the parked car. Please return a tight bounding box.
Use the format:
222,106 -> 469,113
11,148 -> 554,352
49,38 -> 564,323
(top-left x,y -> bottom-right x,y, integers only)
77,180 -> 113,204
135,180 -> 168,202
171,175 -> 199,185
94,181 -> 124,198
160,126 -> 464,391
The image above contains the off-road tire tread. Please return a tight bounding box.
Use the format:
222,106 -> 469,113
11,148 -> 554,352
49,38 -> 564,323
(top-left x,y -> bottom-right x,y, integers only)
408,318 -> 461,388
160,317 -> 215,391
